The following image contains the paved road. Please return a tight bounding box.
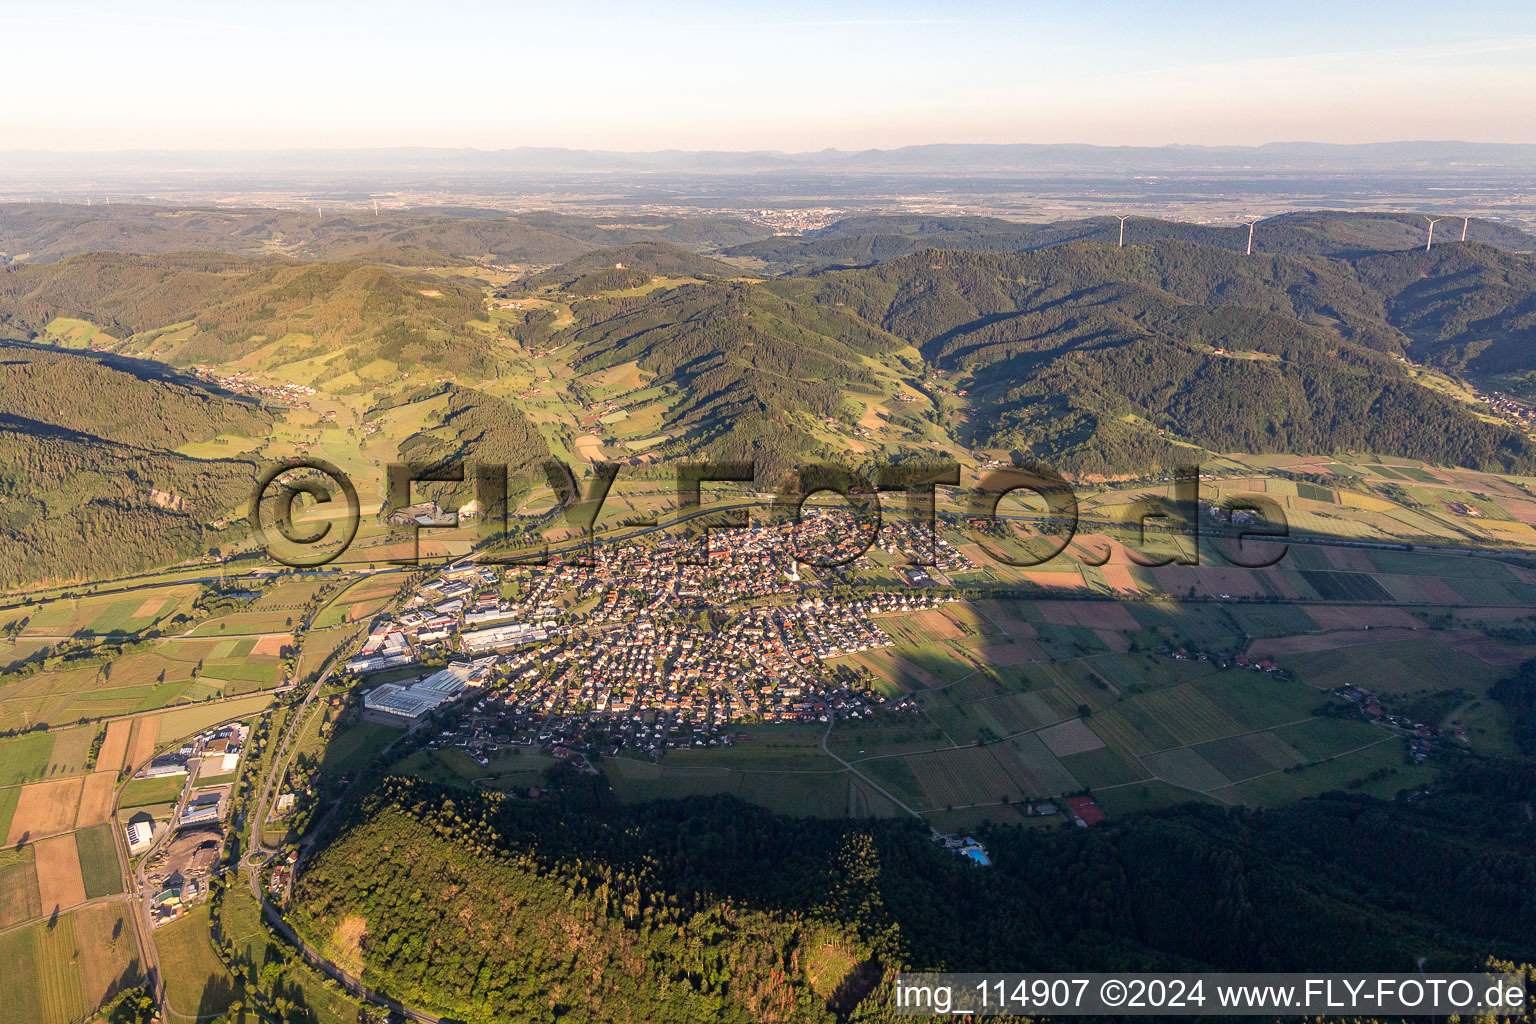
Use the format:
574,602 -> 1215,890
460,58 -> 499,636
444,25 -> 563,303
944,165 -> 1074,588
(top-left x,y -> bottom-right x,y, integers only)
238,617 -> 450,1023
821,718 -> 932,828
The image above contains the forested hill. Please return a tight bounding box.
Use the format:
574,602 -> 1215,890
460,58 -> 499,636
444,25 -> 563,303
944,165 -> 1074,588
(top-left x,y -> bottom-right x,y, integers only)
563,280 -> 913,480
764,243 -> 1536,473
395,384 -> 552,495
0,342 -> 270,448
511,241 -> 744,293
290,771 -> 1536,1023
0,252 -> 497,377
1349,244 -> 1536,378
724,212 -> 1535,272
0,203 -> 766,265
0,342 -> 266,588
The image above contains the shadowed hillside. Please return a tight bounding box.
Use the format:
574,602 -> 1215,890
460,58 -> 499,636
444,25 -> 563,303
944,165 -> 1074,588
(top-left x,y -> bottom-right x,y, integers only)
0,342 -> 268,587
290,770 -> 1536,1023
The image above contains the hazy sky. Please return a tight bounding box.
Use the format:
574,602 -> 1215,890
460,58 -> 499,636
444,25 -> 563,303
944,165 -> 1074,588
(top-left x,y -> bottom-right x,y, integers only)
8,0 -> 1536,151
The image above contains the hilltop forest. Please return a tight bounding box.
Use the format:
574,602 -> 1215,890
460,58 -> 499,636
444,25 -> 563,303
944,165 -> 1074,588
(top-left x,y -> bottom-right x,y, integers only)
290,766 -> 1536,1023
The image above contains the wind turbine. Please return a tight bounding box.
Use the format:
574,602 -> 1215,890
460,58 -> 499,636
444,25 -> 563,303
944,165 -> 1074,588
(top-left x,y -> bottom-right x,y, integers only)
1424,216 -> 1443,252
373,198 -> 379,217
1117,215 -> 1131,248
1461,216 -> 1470,242
1242,216 -> 1261,255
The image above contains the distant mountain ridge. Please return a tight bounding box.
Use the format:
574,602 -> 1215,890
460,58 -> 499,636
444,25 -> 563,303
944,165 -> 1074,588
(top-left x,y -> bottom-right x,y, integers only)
726,212 -> 1536,272
5,141 -> 1536,177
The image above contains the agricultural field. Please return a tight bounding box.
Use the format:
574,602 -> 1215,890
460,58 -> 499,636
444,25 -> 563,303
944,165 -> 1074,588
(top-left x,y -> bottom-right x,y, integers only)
74,823 -> 123,899
1270,637 -> 1504,696
1227,737 -> 1431,804
311,573 -> 408,628
189,606 -> 301,635
216,883 -> 361,1024
295,622 -> 365,682
664,730 -> 834,771
874,606 -> 999,644
95,719 -> 131,774
125,716 -> 158,770
0,785 -> 19,842
826,719 -> 950,759
6,777 -> 85,844
319,719 -> 402,777
0,903 -> 140,1024
247,577 -> 333,612
154,692 -> 277,745
0,634 -> 285,733
7,584 -> 200,638
42,723 -> 97,776
0,843 -> 41,928
832,640 -> 982,694
603,755 -> 897,818
0,732 -> 58,786
186,578 -> 333,637
156,905 -> 244,1019
398,746 -> 562,793
810,588 -> 1465,825
34,833 -> 86,915
119,775 -> 187,809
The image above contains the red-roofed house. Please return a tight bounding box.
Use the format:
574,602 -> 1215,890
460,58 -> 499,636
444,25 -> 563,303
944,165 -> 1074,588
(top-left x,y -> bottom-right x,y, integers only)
1065,795 -> 1107,825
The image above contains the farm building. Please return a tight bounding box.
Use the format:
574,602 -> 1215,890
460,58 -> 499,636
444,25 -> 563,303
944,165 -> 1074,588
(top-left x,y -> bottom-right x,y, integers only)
1065,795 -> 1107,826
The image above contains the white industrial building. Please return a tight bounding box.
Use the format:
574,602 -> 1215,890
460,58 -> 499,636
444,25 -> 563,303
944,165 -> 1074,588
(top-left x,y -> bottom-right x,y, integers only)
459,621 -> 549,652
362,657 -> 497,720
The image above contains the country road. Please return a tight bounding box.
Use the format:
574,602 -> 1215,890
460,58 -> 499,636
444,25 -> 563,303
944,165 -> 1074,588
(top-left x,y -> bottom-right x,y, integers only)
237,601 -> 448,1023
821,718 -> 932,827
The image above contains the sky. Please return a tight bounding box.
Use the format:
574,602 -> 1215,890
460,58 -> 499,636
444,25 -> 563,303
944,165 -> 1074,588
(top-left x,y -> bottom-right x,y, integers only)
7,0 -> 1536,152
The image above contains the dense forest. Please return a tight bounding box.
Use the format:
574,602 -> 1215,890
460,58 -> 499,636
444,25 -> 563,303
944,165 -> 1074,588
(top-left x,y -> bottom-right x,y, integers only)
767,244 -> 1536,472
0,424 -> 253,588
563,280 -> 911,481
292,764 -> 1536,1023
0,342 -> 270,447
0,343 -> 266,587
397,384 -> 552,496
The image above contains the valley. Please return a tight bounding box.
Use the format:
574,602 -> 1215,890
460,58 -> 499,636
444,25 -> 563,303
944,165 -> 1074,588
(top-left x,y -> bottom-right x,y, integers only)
1,202 -> 1535,1024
